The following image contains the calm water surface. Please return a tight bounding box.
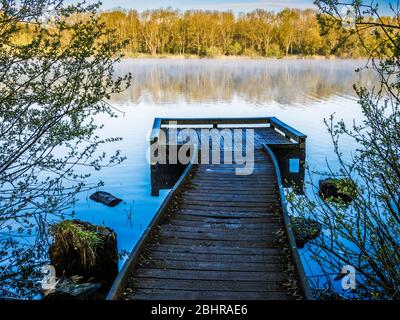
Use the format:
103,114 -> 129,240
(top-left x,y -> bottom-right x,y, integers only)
70,58 -> 376,284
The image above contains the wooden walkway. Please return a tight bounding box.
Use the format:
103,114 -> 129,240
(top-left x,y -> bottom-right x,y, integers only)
107,117 -> 312,300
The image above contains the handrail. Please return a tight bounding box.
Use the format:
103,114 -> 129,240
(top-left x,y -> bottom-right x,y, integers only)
106,147 -> 198,300
269,117 -> 307,143
149,116 -> 307,147
262,143 -> 314,300
149,117 -> 162,143
160,117 -> 270,126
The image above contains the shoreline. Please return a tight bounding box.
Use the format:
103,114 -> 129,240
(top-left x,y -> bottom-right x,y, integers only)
121,53 -> 366,60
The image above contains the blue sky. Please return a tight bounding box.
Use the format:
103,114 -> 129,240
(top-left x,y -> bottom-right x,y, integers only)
66,0 -> 394,14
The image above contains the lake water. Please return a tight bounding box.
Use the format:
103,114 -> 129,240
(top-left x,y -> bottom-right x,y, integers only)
69,58 -> 376,290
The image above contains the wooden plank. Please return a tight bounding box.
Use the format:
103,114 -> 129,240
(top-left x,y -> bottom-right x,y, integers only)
180,195 -> 279,203
174,209 -> 277,218
126,289 -> 290,300
195,161 -> 271,166
166,223 -> 278,232
150,243 -> 283,256
171,214 -> 276,224
165,220 -> 279,230
130,278 -> 285,292
181,194 -> 276,200
178,204 -> 279,211
190,177 -> 276,181
180,200 -> 277,208
189,176 -> 276,181
134,268 -> 288,282
161,222 -> 279,232
188,181 -> 276,186
184,183 -> 277,189
178,204 -> 280,211
172,213 -> 277,221
255,128 -> 293,145
148,251 -> 282,264
195,164 -> 272,168
186,187 -> 278,193
158,229 -> 277,241
187,182 -> 277,188
183,190 -> 277,196
161,225 -> 279,235
111,119 -> 310,301
191,173 -> 276,178
158,237 -> 278,248
139,260 -> 284,273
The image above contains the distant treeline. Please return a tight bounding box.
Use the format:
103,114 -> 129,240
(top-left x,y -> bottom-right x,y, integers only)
94,8 -> 395,58
13,8 -> 395,58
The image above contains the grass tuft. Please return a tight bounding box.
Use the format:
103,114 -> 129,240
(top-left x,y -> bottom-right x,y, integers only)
50,221 -> 103,269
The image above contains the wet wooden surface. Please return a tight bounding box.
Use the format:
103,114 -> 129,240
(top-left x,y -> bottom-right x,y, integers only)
166,127 -> 293,145
121,131 -> 299,300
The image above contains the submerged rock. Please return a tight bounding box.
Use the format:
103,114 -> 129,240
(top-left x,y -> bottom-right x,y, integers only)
43,275 -> 102,300
319,178 -> 357,204
290,216 -> 322,248
49,220 -> 119,284
312,288 -> 343,300
89,191 -> 122,207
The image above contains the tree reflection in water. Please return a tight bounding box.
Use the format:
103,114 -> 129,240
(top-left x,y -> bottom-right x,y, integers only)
111,59 -> 377,106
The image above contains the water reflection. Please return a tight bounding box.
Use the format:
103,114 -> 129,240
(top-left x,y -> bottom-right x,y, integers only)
71,58 -> 375,299
3,57 -> 379,299
112,59 -> 377,105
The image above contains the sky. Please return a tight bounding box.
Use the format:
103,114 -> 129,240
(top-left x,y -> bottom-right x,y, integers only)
81,0 -> 315,12
65,0 -> 395,14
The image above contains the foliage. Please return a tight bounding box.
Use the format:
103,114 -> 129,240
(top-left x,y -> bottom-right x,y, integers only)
0,0 -> 131,298
242,47 -> 260,58
49,221 -> 103,269
288,0 -> 400,299
66,7 -> 396,58
204,46 -> 222,58
10,6 -> 393,58
319,178 -> 357,206
227,42 -> 242,56
268,43 -> 283,58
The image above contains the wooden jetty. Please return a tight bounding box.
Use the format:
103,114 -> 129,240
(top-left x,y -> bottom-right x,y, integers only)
107,117 -> 313,300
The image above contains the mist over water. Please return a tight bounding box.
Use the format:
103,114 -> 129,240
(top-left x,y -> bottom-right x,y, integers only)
112,58 -> 376,105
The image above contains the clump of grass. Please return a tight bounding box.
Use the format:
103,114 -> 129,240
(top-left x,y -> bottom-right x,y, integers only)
333,178 -> 357,198
50,221 -> 103,269
320,178 -> 358,206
